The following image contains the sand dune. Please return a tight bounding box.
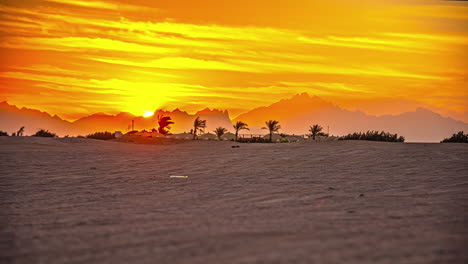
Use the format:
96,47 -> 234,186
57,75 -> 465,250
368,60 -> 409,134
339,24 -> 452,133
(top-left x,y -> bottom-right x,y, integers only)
0,137 -> 467,263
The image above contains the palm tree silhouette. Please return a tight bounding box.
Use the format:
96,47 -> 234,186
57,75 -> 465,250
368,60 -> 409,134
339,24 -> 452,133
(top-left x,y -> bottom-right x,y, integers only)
233,121 -> 249,141
213,127 -> 228,140
192,117 -> 206,139
157,115 -> 174,135
309,124 -> 323,140
262,120 -> 281,142
17,126 -> 25,137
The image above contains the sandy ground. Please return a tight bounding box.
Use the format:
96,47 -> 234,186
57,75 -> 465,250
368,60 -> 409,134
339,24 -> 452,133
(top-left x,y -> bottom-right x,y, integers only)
0,137 -> 467,264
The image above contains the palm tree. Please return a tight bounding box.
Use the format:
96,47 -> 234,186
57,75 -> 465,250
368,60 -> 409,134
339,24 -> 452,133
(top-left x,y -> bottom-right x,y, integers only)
233,121 -> 249,141
213,127 -> 228,140
17,126 -> 25,136
262,120 -> 281,142
309,124 -> 323,140
157,115 -> 174,135
192,117 -> 206,139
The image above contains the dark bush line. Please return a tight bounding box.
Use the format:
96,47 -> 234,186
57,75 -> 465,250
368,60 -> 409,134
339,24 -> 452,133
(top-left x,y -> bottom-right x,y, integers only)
237,137 -> 270,143
86,131 -> 115,140
441,131 -> 467,143
32,129 -> 57,137
0,130 -> 8,136
339,131 -> 405,142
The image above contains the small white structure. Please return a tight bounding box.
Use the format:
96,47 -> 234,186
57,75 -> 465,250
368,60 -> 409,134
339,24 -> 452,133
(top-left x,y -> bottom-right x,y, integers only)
199,133 -> 217,140
114,131 -> 123,138
172,133 -> 193,140
222,132 -> 236,141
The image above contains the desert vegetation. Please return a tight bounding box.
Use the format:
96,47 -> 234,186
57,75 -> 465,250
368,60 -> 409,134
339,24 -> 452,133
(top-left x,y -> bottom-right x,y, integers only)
14,126 -> 25,136
339,131 -> 405,142
237,137 -> 269,143
262,120 -> 281,142
309,124 -> 327,140
233,121 -> 249,141
192,117 -> 207,139
86,131 -> 115,140
32,129 -> 57,137
441,131 -> 468,143
71,119 -> 418,144
213,127 -> 228,140
157,115 -> 174,135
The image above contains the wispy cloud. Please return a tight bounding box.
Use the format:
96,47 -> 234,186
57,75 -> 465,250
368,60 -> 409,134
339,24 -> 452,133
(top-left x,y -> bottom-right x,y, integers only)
0,0 -> 466,119
44,0 -> 161,12
45,0 -> 120,10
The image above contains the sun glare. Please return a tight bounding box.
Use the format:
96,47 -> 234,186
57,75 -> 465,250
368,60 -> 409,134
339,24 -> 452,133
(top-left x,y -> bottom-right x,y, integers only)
143,111 -> 154,117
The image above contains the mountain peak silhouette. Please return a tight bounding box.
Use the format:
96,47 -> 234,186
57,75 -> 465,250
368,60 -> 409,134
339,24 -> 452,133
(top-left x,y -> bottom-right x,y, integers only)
1,98 -> 467,141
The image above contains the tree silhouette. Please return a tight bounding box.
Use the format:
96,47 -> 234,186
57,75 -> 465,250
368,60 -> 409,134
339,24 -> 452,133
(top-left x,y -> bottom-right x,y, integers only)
441,131 -> 468,143
157,115 -> 174,135
309,124 -> 323,140
213,127 -> 228,140
233,121 -> 249,141
87,131 -> 115,140
192,117 -> 206,139
338,130 -> 405,142
17,126 -> 25,136
262,120 -> 281,142
32,129 -> 57,137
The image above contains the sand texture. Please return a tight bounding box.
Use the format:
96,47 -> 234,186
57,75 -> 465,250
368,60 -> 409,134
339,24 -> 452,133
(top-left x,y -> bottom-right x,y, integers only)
0,137 -> 467,264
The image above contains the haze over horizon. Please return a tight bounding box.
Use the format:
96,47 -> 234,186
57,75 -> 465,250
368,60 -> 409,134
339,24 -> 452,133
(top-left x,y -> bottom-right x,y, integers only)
2,92 -> 467,142
0,92 -> 467,123
0,0 -> 467,122
1,92 -> 467,124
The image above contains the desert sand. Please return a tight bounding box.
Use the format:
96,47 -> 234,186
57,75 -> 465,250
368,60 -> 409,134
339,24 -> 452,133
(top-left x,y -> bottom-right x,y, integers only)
0,137 -> 467,264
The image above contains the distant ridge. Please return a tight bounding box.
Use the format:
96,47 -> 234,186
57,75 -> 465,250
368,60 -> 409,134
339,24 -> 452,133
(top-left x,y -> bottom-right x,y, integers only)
0,101 -> 79,136
0,101 -> 233,136
1,95 -> 467,142
234,92 -> 334,122
233,93 -> 468,142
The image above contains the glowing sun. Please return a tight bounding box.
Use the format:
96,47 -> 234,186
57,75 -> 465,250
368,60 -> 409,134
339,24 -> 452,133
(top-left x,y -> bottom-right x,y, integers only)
143,111 -> 154,117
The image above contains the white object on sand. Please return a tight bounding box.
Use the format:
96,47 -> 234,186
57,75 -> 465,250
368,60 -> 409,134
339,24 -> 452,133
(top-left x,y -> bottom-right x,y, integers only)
169,175 -> 189,178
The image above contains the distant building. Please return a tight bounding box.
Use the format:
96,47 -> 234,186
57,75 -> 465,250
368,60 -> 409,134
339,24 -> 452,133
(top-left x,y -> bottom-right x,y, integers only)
222,132 -> 236,141
199,133 -> 217,140
115,131 -> 123,138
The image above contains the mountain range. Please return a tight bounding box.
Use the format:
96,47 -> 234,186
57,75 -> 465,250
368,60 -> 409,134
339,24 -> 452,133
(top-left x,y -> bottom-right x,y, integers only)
234,93 -> 468,142
1,93 -> 467,142
0,101 -> 233,137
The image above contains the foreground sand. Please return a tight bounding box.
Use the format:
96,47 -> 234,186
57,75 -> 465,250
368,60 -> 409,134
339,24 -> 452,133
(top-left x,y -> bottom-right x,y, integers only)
0,137 -> 467,264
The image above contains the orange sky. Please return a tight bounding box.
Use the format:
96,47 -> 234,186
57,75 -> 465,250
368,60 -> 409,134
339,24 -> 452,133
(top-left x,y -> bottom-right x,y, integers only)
0,0 -> 467,121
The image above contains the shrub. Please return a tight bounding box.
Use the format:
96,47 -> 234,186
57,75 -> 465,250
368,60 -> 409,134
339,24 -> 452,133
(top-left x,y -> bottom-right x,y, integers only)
338,130 -> 404,142
32,129 -> 57,137
86,131 -> 115,140
441,131 -> 468,143
237,136 -> 269,143
125,130 -> 138,135
0,130 -> 8,136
